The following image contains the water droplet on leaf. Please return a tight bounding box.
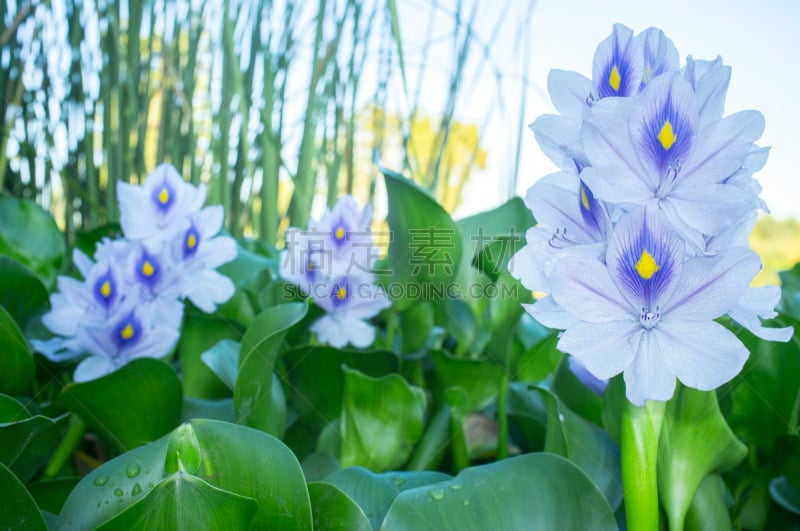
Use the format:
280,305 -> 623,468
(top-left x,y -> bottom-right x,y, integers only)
94,476 -> 108,486
113,488 -> 123,497
428,488 -> 445,501
126,463 -> 141,478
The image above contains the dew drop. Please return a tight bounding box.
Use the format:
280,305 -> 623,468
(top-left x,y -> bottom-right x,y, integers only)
428,488 -> 445,501
113,488 -> 123,497
132,483 -> 142,496
126,463 -> 141,478
391,476 -> 406,487
464,499 -> 470,506
449,484 -> 463,490
94,476 -> 108,486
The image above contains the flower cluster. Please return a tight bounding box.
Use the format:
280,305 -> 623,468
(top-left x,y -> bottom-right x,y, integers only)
510,24 -> 793,405
34,164 -> 237,382
280,195 -> 390,348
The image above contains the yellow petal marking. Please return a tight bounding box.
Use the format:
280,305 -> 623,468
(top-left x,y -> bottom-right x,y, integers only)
121,324 -> 135,340
657,120 -> 677,150
335,226 -> 345,241
100,280 -> 112,298
580,186 -> 590,211
635,249 -> 660,280
609,65 -> 621,92
187,233 -> 197,249
336,286 -> 347,300
158,187 -> 169,204
142,260 -> 155,277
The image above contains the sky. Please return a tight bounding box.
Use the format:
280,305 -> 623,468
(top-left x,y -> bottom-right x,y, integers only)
452,0 -> 800,219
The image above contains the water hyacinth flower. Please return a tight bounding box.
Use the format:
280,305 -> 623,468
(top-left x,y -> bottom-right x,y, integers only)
281,195 -> 389,348
549,207 -> 759,405
34,164 -> 236,382
511,24 -> 792,404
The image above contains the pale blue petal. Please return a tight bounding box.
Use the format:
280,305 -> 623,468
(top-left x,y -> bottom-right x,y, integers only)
558,320 -> 640,380
581,116 -> 654,201
31,337 -> 79,362
683,56 -> 731,128
311,314 -> 375,348
665,183 -> 753,236
195,205 -> 225,238
629,73 -> 699,178
656,321 -> 748,391
727,286 -> 794,342
550,257 -> 633,322
681,110 -> 765,185
605,206 -> 683,311
73,356 -> 116,383
637,27 -> 679,86
623,330 -> 676,405
185,270 -> 235,312
523,296 -> 579,329
529,114 -> 582,170
706,210 -> 757,252
547,69 -> 592,118
127,324 -> 180,361
592,24 -> 643,98
663,248 -> 760,322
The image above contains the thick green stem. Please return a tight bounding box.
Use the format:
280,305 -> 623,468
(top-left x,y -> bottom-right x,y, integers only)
622,399 -> 666,531
43,414 -> 87,479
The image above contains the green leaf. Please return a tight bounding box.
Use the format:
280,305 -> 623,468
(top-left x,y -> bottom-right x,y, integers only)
552,355 -> 605,427
200,339 -> 240,391
181,397 -> 235,424
779,264 -> 800,321
457,196 -> 534,274
0,256 -> 49,328
398,302 -> 433,353
513,317 -> 561,382
323,467 -> 450,530
340,367 -> 426,471
178,315 -> 242,399
308,481 -> 371,531
0,195 -> 65,287
58,358 -> 183,451
486,272 -> 531,369
432,350 -> 505,413
381,168 -> 463,310
27,478 -> 80,515
0,305 -> 35,395
0,394 -> 66,483
685,474 -> 733,531
235,301 -> 307,436
770,476 -> 800,516
725,319 -> 800,450
0,462 -> 47,531
283,345 -> 398,431
658,385 -> 747,530
510,384 -> 623,510
382,453 -> 617,530
58,419 -> 313,530
96,472 -> 258,530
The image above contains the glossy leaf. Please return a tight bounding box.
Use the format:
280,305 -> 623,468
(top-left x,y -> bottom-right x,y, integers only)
95,472 -> 258,530
658,385 -> 747,530
58,358 -> 183,451
0,195 -> 65,287
308,481 -> 371,531
283,346 -> 398,430
381,453 -> 617,530
181,397 -> 235,423
0,305 -> 35,395
323,467 -> 450,530
770,476 -> 800,516
58,419 -> 313,530
200,339 -> 240,391
432,350 -> 505,413
398,302 -> 433,353
381,168 -> 463,310
178,315 -> 241,399
0,462 -> 47,531
339,367 -> 426,471
510,384 -> 623,510
0,394 -> 66,483
725,319 -> 800,450
685,474 -> 733,531
0,256 -> 49,328
235,301 -> 307,437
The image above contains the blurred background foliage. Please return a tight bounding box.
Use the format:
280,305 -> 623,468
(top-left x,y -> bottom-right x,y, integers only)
0,0 -> 795,283
0,0 -> 516,247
